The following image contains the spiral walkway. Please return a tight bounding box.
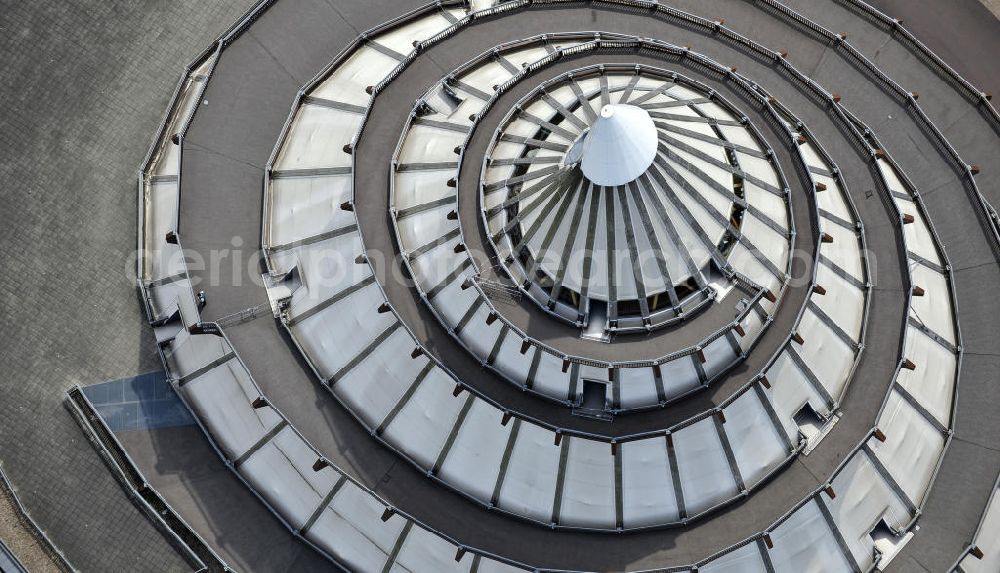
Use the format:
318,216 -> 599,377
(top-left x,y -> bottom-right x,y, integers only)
130,0 -> 1000,571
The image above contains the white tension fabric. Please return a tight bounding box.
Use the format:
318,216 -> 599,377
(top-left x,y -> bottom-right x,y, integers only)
577,104 -> 657,186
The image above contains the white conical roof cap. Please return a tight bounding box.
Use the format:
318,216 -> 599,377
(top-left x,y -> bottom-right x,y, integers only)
580,104 -> 658,187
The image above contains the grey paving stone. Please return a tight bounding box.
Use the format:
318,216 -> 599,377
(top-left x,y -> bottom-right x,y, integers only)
0,0 -> 256,570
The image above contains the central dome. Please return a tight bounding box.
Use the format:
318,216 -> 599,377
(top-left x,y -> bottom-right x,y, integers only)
577,104 -> 658,186
481,68 -> 792,334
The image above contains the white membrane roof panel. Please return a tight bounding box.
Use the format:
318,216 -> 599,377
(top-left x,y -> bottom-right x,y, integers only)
735,307 -> 767,352
497,422 -> 560,523
182,360 -> 283,461
312,46 -> 399,104
274,105 -> 361,171
739,154 -> 781,189
430,276 -> 480,326
871,389 -> 946,504
559,437 -> 616,528
621,438 -> 678,527
476,558 -> 530,573
396,202 -> 457,252
902,208 -> 942,266
702,334 -> 739,380
617,367 -> 660,410
908,261 -> 955,344
145,180 -> 181,280
382,366 -> 466,469
795,307 -> 855,399
284,234 -> 367,314
811,262 -> 865,342
399,124 -> 467,164
896,326 -> 955,428
268,174 -> 353,249
374,11 -> 458,56
531,350 -> 573,400
239,426 -> 333,529
397,196 -> 455,250
768,499 -> 854,573
291,285 -> 396,380
741,214 -> 789,273
819,223 -> 865,283
716,124 -> 761,151
457,303 -> 504,359
411,240 -> 466,292
660,356 -> 702,398
390,525 -> 473,573
333,331 -> 425,428
699,542 -> 768,573
767,350 -> 833,435
493,332 -> 533,387
797,139 -> 826,169
745,180 -> 790,229
393,169 -> 455,211
723,389 -> 788,487
438,399 -> 510,502
729,242 -> 781,294
457,60 -> 513,94
812,174 -> 853,223
309,482 -> 405,572
503,46 -> 555,68
674,416 -> 739,515
166,324 -> 229,377
826,452 -> 911,570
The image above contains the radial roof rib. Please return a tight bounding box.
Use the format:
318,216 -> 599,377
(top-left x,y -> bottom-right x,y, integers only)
652,155 -> 732,230
486,170 -> 563,219
568,80 -> 599,123
647,160 -> 732,279
496,173 -> 570,239
627,178 -> 681,307
539,93 -> 589,131
497,133 -> 569,153
624,82 -> 675,106
484,164 -> 563,194
515,110 -> 580,141
657,121 -> 768,159
617,74 -> 640,104
648,111 -> 743,127
617,184 -> 651,317
488,155 -> 563,167
577,183 -> 603,314
599,74 -> 610,107
548,180 -> 593,308
636,171 -> 709,289
658,146 -> 745,207
638,97 -> 711,110
603,183 -> 618,320
267,223 -> 359,254
657,131 -> 783,196
511,171 -> 577,251
449,78 -> 492,101
523,173 -> 584,284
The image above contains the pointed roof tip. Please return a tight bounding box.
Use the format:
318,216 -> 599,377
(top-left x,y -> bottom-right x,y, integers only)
580,104 -> 658,187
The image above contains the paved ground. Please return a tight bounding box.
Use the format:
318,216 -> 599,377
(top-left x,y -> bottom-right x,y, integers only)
1,0 -> 998,572
0,0 -> 255,570
0,475 -> 60,572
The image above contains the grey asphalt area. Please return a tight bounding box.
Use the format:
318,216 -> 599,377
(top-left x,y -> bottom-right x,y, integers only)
1,0 -> 998,572
0,1 -> 255,570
